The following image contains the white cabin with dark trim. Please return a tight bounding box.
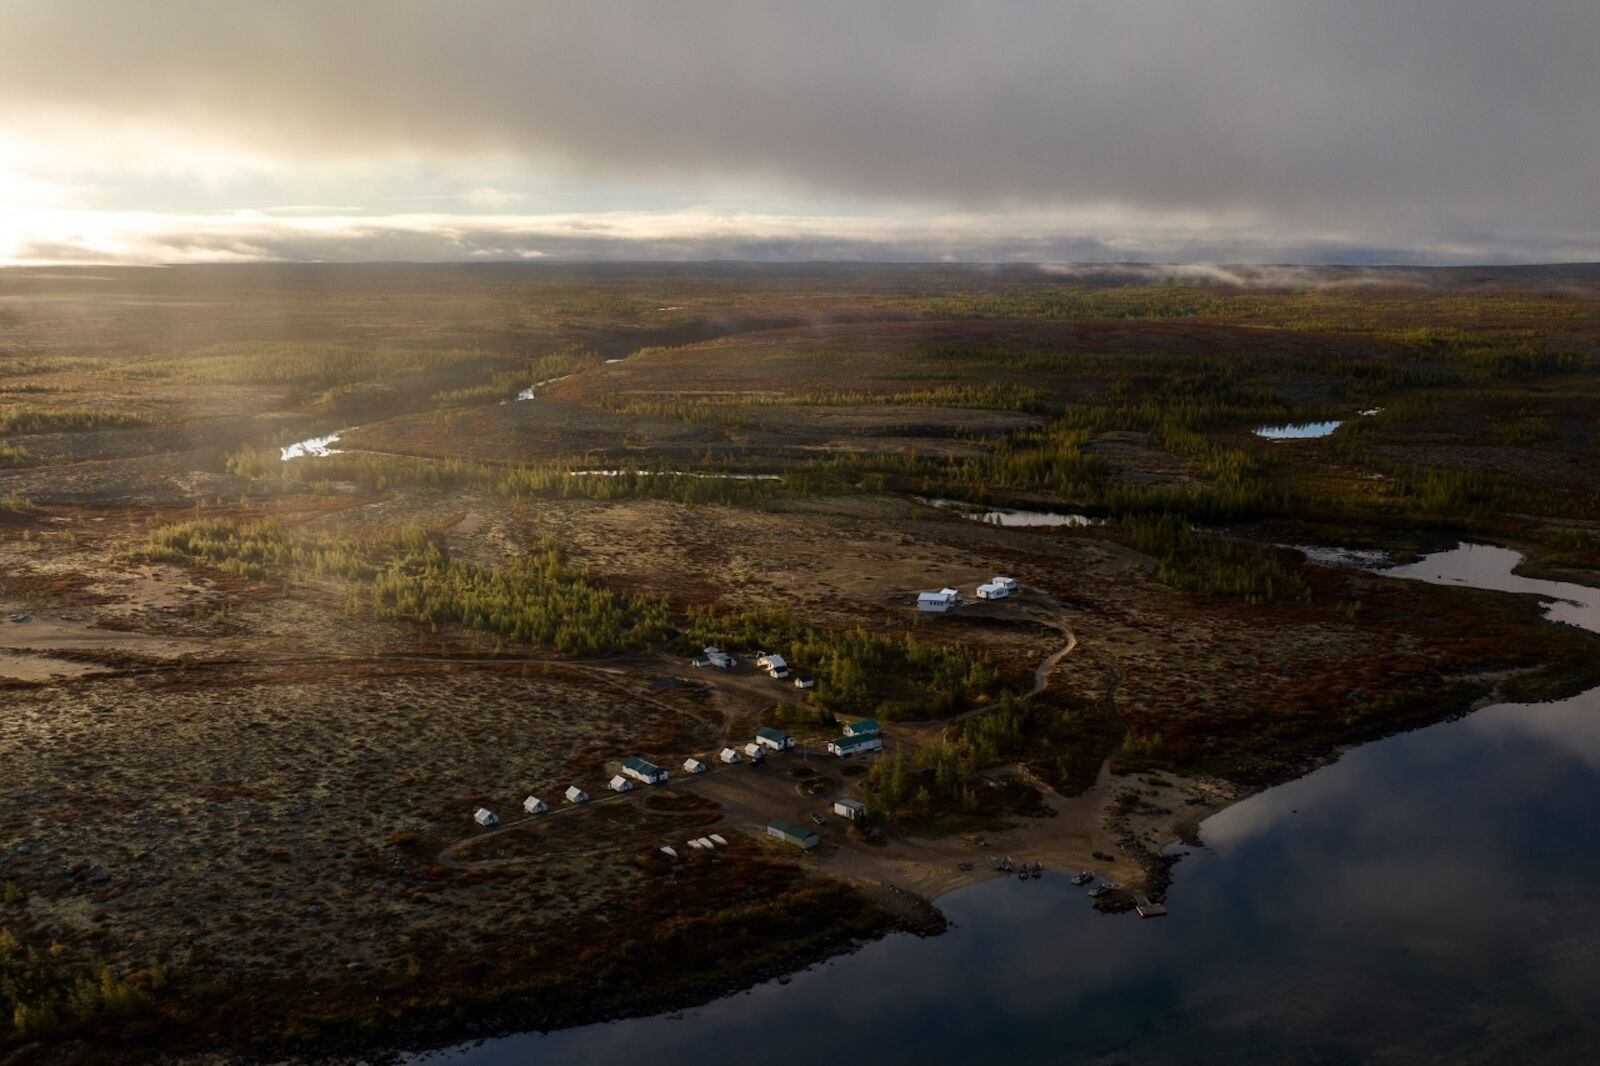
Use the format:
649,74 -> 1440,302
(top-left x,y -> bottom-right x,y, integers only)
622,755 -> 668,785
833,798 -> 869,821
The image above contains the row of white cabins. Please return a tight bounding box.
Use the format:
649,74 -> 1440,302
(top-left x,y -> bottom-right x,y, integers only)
471,726 -> 815,827
917,575 -> 1018,612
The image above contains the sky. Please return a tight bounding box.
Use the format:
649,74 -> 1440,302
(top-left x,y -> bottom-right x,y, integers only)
1,0 -> 1597,266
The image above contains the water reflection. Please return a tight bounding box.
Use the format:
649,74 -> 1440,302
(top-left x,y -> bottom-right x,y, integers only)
922,498 -> 1102,527
423,543 -> 1600,1064
1252,419 -> 1342,440
279,429 -> 350,460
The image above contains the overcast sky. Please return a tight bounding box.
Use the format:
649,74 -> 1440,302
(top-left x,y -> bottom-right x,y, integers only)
2,0 -> 1596,265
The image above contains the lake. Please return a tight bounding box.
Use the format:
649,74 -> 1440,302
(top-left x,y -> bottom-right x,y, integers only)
420,543 -> 1600,1064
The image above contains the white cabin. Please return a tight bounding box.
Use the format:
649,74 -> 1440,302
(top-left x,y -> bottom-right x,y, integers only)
993,576 -> 1019,593
683,757 -> 708,774
565,785 -> 589,804
917,590 -> 957,613
709,833 -> 729,847
976,582 -> 1009,600
522,796 -> 549,815
608,774 -> 634,793
719,747 -> 743,764
833,798 -> 869,821
473,807 -> 499,827
659,845 -> 678,859
743,741 -> 767,762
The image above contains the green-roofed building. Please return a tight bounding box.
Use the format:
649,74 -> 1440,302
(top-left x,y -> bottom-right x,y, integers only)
843,718 -> 880,738
766,818 -> 820,850
828,733 -> 885,757
756,726 -> 795,751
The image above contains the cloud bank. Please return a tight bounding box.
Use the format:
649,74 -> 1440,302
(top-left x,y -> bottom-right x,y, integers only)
2,1 -> 1597,264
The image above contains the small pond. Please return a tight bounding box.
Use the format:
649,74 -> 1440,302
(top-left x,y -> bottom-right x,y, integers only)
923,498 -> 1101,527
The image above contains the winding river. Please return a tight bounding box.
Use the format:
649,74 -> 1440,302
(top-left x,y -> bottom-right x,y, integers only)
419,543 -> 1600,1064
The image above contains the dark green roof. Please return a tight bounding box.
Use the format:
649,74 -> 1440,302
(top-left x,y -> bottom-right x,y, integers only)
767,818 -> 819,845
831,733 -> 881,749
756,726 -> 793,742
844,718 -> 880,736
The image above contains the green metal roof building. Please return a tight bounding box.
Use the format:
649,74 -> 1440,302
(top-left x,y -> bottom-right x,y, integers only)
756,726 -> 796,750
843,718 -> 880,738
828,733 -> 885,757
766,818 -> 820,850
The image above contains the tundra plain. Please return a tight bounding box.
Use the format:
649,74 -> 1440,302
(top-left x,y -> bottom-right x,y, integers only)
3,263 -> 1600,1062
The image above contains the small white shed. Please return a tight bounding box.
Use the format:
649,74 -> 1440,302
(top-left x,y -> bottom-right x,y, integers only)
719,747 -> 742,764
976,582 -> 1009,600
833,798 -> 869,821
917,589 -> 957,612
565,785 -> 589,804
473,807 -> 499,828
993,576 -> 1019,593
523,796 -> 549,815
709,833 -> 729,846
659,845 -> 678,859
743,741 -> 767,762
608,774 -> 634,793
684,757 -> 708,774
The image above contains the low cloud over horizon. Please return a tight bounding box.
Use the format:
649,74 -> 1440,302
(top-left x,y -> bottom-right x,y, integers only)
3,1 -> 1597,266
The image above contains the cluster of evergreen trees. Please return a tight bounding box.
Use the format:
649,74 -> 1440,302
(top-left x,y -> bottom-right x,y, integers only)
0,406 -> 148,434
432,346 -> 602,407
1117,514 -> 1311,605
146,520 -> 669,655
686,605 -> 1003,720
0,922 -> 164,1041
